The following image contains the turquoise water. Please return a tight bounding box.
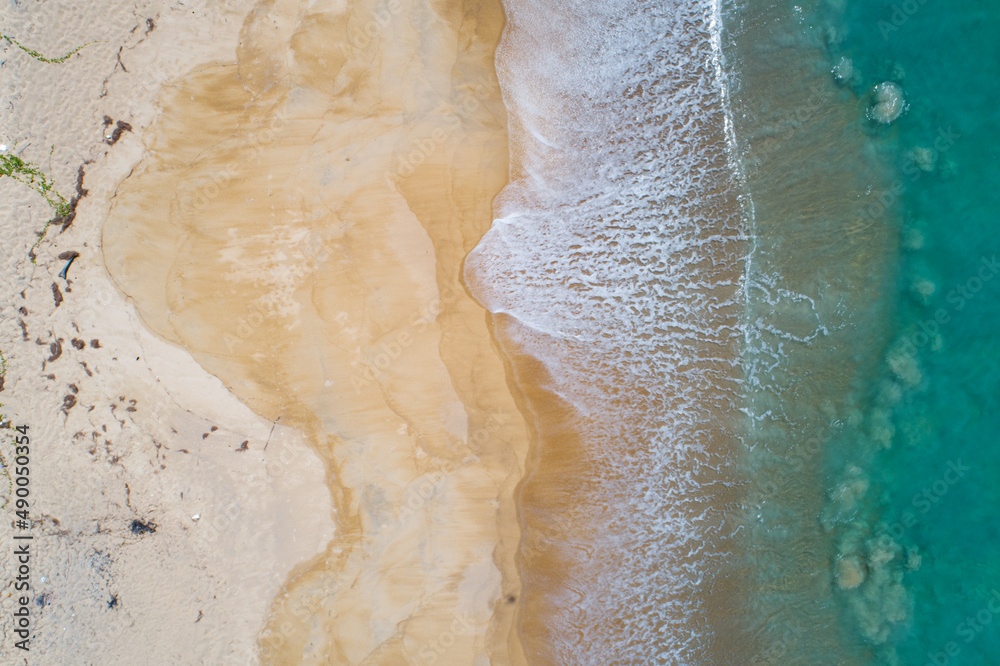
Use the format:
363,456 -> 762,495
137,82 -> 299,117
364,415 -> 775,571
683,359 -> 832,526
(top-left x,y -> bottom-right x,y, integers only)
726,0 -> 1000,662
831,1 -> 1000,663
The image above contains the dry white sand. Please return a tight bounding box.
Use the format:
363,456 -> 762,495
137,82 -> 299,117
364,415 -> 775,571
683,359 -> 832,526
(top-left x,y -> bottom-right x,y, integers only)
1,1 -> 334,663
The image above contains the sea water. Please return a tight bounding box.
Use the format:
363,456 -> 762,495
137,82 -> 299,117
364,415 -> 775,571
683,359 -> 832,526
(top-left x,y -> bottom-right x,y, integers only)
469,0 -> 998,661
723,0 -> 1000,663
820,1 -> 1000,663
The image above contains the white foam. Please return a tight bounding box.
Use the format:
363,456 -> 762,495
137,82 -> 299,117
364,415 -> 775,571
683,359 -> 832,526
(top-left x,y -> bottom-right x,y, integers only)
466,0 -> 743,661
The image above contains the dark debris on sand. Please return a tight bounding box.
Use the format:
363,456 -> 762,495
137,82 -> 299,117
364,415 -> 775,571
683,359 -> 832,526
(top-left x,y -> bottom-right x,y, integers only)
130,519 -> 157,536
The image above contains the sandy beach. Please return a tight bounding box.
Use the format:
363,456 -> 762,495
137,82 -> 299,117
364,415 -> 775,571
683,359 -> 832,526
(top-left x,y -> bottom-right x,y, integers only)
6,1 -> 992,663
2,0 -> 529,662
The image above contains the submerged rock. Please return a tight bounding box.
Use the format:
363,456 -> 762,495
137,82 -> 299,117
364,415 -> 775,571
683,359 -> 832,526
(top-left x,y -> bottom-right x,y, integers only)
910,277 -> 937,304
870,82 -> 905,124
887,347 -> 922,387
901,228 -> 925,251
833,56 -> 854,83
836,555 -> 867,589
910,146 -> 937,172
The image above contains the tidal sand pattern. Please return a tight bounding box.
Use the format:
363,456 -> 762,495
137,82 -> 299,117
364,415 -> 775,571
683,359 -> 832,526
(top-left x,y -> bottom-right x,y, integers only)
103,0 -> 530,662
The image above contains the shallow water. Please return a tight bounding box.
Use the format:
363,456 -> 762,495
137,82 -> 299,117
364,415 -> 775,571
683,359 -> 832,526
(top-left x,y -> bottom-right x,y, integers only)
720,0 -> 1000,663
818,1 -> 1000,663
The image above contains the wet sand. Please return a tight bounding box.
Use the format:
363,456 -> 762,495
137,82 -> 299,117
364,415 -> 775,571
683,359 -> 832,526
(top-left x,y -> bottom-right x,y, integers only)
102,0 -> 530,662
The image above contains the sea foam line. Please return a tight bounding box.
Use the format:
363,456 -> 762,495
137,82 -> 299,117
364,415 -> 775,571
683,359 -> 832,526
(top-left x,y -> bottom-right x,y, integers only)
468,0 -> 745,661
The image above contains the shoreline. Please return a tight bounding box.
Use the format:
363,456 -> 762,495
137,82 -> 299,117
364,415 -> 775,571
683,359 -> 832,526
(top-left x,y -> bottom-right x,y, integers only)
464,0 -> 747,660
